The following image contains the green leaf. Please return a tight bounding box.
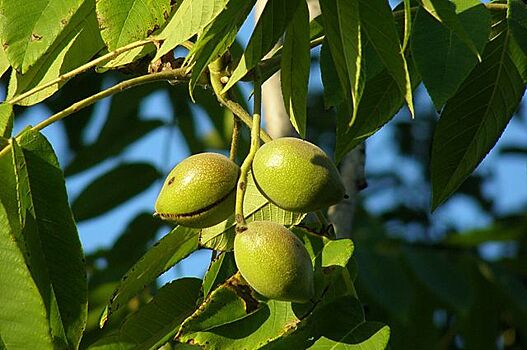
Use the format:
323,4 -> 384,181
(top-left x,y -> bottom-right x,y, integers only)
96,0 -> 170,50
221,0 -> 302,92
154,0 -> 229,61
199,172 -> 305,251
202,252 -> 237,296
509,34 -> 527,82
320,40 -> 345,109
179,274 -> 258,337
404,248 -> 471,312
0,0 -> 84,73
509,0 -> 527,56
0,103 -> 13,138
0,203 -> 55,349
402,0 -> 412,52
358,0 -> 414,117
320,0 -> 364,126
310,322 -> 390,350
71,162 -> 160,222
419,0 -> 483,59
335,58 -> 421,162
281,0 -> 310,137
322,239 -> 354,268
412,1 -> 490,109
0,130 -> 87,349
355,247 -> 412,325
117,278 -> 202,350
181,299 -> 300,349
104,226 -> 199,322
6,1 -> 105,106
0,46 -> 9,79
430,30 -> 526,209
188,0 -> 256,93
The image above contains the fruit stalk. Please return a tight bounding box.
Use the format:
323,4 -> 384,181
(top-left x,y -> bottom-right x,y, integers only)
235,73 -> 262,228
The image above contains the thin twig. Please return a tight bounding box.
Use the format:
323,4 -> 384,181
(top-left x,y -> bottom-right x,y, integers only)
235,72 -> 262,228
0,68 -> 189,159
6,39 -> 156,105
209,58 -> 272,143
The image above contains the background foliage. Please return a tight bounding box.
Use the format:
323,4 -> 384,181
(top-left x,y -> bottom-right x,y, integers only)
1,0 -> 526,349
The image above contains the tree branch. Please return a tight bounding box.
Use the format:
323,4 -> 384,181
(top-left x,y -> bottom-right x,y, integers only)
0,68 -> 190,159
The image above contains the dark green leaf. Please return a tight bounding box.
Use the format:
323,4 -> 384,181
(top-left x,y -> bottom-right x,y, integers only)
419,0 -> 483,59
509,33 -> 527,82
320,40 -> 345,109
188,0 -> 256,93
71,163 -> 160,222
281,0 -> 310,137
5,0 -> 104,105
335,59 -> 420,162
431,30 -> 526,209
0,0 -> 84,73
96,0 -> 170,50
355,246 -> 412,325
117,278 -> 202,350
412,1 -> 490,109
154,0 -> 229,61
320,0 -> 364,126
509,0 -> 527,56
0,103 -> 13,138
404,248 -> 472,312
358,0 -> 414,116
104,226 -> 199,321
222,0 -> 302,92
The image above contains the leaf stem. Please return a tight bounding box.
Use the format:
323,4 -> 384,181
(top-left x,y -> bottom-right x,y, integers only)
0,68 -> 189,159
229,116 -> 241,162
235,72 -> 262,229
6,39 -> 155,105
209,58 -> 272,143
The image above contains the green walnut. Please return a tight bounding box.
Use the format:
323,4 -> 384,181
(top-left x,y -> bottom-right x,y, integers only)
155,152 -> 239,228
252,137 -> 345,212
234,221 -> 315,303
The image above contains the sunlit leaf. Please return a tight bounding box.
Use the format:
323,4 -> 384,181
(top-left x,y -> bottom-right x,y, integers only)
0,103 -> 13,138
96,0 -> 170,51
221,0 -> 302,92
104,226 -> 199,321
199,172 -> 305,251
115,278 -> 201,350
188,0 -> 256,93
6,1 -> 104,106
0,0 -> 84,73
154,0 -> 228,61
